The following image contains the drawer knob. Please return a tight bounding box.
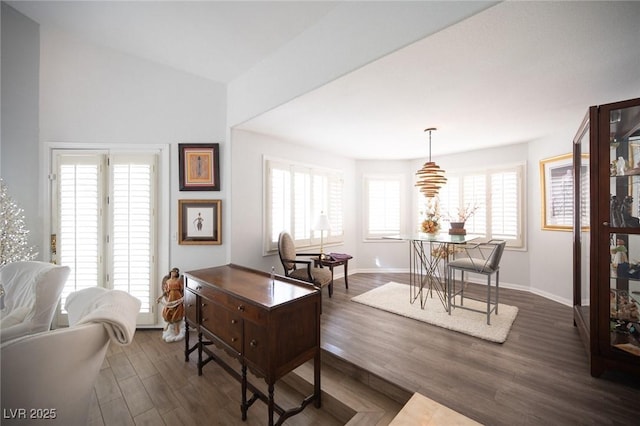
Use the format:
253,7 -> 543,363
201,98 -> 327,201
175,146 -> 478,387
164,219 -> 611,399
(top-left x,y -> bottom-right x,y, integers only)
231,319 -> 237,324
202,318 -> 208,322
201,303 -> 207,308
250,339 -> 257,348
237,305 -> 245,312
231,337 -> 237,342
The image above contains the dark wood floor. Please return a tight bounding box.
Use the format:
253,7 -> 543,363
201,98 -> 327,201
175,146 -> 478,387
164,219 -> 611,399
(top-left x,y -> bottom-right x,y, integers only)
90,272 -> 640,425
322,273 -> 640,425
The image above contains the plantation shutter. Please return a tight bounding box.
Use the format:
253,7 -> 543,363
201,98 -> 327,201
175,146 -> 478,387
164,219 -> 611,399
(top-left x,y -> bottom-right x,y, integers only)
57,154 -> 104,315
110,153 -> 156,321
463,174 -> 487,235
366,177 -> 401,238
54,150 -> 157,325
491,169 -> 519,240
265,158 -> 343,251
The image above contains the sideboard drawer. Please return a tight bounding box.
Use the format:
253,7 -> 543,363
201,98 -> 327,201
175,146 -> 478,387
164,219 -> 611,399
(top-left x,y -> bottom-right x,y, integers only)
184,288 -> 198,325
200,299 -> 242,353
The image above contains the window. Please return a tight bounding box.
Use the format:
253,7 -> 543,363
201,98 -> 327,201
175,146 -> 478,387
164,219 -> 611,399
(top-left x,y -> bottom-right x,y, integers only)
364,175 -> 404,239
52,150 -> 158,325
264,158 -> 343,252
434,164 -> 525,248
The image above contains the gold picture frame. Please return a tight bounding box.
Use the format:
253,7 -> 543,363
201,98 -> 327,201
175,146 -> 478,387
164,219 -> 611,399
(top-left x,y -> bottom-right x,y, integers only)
540,153 -> 589,231
178,199 -> 222,245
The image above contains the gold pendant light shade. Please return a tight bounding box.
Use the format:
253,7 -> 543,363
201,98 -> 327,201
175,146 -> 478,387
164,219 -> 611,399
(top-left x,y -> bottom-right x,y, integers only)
415,128 -> 446,198
416,161 -> 447,197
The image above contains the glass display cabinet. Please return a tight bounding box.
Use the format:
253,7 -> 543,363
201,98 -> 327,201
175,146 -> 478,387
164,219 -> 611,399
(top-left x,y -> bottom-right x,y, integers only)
573,97 -> 640,377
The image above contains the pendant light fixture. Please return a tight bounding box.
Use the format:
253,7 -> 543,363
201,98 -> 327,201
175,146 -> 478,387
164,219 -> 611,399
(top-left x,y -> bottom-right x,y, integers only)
415,127 -> 446,198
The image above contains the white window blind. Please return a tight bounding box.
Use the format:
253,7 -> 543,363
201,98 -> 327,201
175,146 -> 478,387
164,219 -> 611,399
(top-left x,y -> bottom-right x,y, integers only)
436,164 -> 525,248
364,175 -> 403,239
265,158 -> 343,252
54,150 -> 157,325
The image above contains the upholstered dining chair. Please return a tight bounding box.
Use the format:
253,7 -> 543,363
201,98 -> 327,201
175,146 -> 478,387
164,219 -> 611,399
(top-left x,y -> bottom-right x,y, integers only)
447,239 -> 506,325
277,231 -> 334,297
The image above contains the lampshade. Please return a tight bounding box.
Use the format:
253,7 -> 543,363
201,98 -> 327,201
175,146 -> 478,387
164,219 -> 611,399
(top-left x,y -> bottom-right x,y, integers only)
314,212 -> 331,231
415,127 -> 446,198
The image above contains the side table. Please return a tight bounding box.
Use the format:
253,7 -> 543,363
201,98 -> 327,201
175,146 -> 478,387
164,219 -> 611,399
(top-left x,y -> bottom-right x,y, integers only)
315,254 -> 353,289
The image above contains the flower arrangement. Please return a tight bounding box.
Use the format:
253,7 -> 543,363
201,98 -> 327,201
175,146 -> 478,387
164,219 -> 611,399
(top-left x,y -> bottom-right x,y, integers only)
450,203 -> 479,223
420,198 -> 441,234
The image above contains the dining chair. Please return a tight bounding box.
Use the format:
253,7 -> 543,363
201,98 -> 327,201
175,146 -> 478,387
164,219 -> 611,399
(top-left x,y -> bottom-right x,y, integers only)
447,239 -> 506,324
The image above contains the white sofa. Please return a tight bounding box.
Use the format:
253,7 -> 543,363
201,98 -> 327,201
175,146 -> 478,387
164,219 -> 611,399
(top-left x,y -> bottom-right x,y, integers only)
0,261 -> 70,343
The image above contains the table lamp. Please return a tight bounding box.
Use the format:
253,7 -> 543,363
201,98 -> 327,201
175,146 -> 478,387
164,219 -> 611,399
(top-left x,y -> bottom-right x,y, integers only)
314,212 -> 331,260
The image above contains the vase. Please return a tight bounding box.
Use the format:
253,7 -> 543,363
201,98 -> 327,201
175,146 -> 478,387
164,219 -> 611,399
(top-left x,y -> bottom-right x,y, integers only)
449,221 -> 466,235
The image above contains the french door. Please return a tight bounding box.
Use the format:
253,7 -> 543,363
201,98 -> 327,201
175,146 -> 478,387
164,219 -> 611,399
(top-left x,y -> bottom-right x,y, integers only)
51,149 -> 158,325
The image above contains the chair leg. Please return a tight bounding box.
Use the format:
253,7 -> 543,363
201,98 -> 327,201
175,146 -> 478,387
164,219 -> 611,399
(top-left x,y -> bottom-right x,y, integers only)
486,275 -> 491,325
495,270 -> 499,315
447,267 -> 452,315
328,282 -> 333,297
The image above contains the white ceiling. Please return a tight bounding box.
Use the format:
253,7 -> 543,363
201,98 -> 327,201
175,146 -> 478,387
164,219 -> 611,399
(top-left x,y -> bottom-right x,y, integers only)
8,1 -> 640,160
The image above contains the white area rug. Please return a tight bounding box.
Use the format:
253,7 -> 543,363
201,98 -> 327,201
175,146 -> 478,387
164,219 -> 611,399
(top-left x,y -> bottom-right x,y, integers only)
351,282 -> 518,343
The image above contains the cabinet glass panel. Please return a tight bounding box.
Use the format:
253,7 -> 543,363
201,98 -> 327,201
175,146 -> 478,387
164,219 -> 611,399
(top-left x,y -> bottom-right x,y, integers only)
577,118 -> 590,312
609,232 -> 640,356
609,105 -> 640,228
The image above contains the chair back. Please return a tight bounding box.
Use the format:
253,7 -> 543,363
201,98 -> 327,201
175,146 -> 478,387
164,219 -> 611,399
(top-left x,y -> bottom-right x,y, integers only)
488,240 -> 507,271
278,231 -> 297,273
0,261 -> 70,343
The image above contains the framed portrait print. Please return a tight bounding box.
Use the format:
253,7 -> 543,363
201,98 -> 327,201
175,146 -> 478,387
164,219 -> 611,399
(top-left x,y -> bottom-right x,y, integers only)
178,199 -> 222,245
179,143 -> 220,191
540,153 -> 589,231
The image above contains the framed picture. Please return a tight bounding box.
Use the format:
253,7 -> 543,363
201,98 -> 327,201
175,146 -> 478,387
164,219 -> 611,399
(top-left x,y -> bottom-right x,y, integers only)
179,143 -> 220,191
540,153 -> 589,231
178,199 -> 222,245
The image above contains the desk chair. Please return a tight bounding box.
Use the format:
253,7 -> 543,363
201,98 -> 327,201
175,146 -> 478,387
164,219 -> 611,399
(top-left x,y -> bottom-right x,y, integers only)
277,231 -> 333,297
447,239 -> 506,325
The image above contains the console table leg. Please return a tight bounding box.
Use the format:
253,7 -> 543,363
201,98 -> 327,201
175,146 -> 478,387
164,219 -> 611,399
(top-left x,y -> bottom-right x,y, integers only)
184,322 -> 189,362
268,383 -> 275,426
241,364 -> 248,420
314,351 -> 321,408
197,332 -> 203,376
344,261 -> 349,289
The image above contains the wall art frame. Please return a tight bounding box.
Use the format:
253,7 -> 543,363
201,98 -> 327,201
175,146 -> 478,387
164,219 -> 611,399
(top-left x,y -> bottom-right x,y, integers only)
179,143 -> 220,191
540,153 -> 589,231
178,199 -> 222,245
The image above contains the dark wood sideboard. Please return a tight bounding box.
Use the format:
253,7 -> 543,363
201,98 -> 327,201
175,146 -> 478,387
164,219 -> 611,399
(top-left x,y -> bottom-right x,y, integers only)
183,264 -> 322,425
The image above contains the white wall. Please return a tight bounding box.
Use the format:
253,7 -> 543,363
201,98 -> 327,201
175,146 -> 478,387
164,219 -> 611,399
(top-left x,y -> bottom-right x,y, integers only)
1,4 -> 40,255
38,27 -> 228,275
527,123 -> 581,305
230,129 -> 357,274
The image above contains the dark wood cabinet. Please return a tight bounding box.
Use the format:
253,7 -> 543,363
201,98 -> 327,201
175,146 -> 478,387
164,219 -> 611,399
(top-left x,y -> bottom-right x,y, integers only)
183,264 -> 321,425
573,97 -> 640,378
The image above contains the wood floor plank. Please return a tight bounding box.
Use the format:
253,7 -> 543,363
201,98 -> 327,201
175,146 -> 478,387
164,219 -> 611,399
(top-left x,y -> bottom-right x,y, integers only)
91,272 -> 640,425
321,273 -> 640,425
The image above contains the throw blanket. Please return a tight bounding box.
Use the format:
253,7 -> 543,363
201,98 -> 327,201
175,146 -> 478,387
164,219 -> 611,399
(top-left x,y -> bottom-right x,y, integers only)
65,287 -> 141,345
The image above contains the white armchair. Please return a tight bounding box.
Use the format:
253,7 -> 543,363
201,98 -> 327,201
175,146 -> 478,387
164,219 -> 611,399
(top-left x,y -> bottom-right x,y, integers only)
1,286 -> 141,425
1,323 -> 110,425
0,261 -> 70,343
